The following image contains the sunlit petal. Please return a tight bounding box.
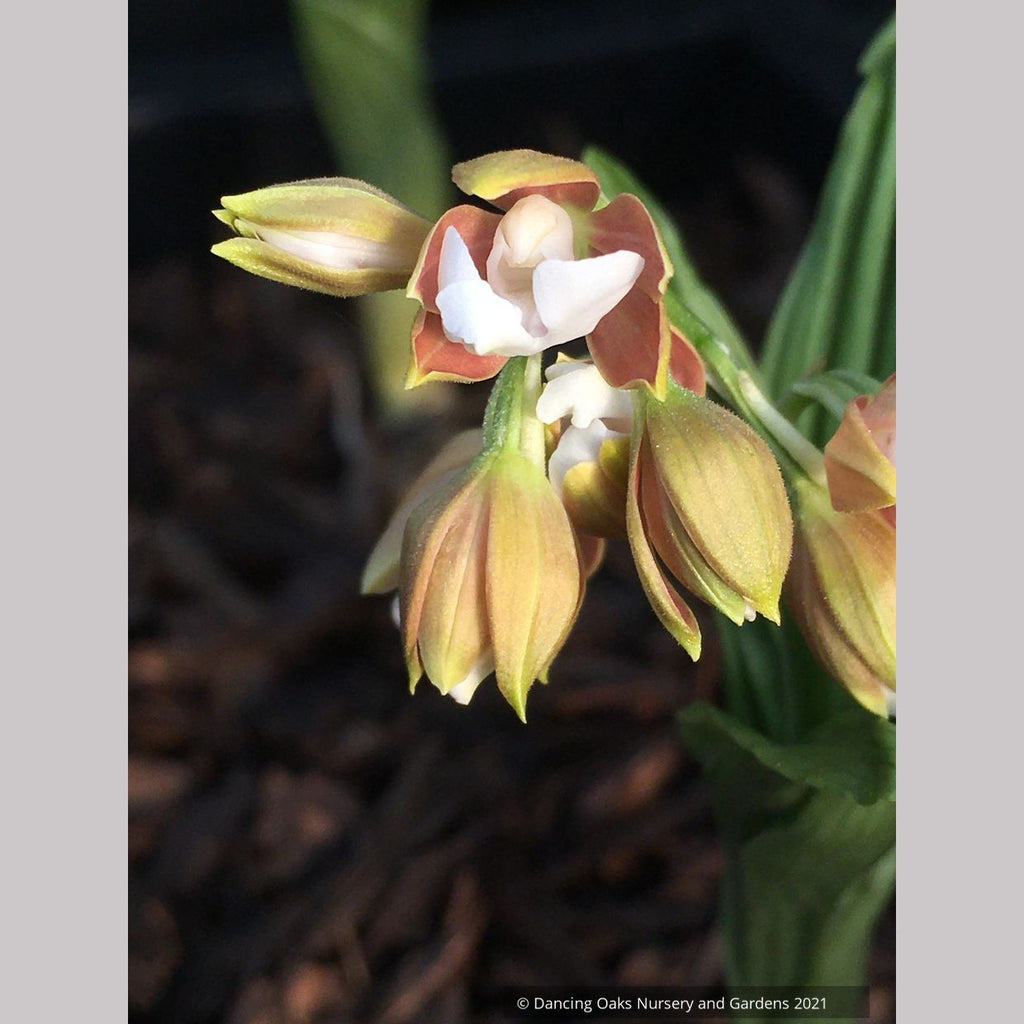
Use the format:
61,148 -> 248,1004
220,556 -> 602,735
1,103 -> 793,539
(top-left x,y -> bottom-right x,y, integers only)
536,360 -> 634,429
532,251 -> 644,346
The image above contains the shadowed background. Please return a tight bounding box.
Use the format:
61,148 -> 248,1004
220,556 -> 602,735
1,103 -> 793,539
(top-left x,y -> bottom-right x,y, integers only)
129,2 -> 894,1021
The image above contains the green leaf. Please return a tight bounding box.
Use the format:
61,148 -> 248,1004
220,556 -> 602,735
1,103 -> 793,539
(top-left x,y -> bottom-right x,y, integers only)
779,368 -> 885,431
679,702 -> 895,807
290,0 -> 452,419
759,15 -> 895,446
721,792 -> 895,995
679,701 -> 895,998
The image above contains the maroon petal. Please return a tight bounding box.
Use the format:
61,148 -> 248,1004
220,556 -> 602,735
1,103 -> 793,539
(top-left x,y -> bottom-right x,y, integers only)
668,326 -> 707,394
408,310 -> 507,386
586,194 -> 671,299
407,205 -> 502,312
586,288 -> 671,397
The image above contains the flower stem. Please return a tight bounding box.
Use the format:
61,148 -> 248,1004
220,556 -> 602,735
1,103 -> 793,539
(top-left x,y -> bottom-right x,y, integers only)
736,373 -> 827,485
482,355 -> 547,468
666,294 -> 826,486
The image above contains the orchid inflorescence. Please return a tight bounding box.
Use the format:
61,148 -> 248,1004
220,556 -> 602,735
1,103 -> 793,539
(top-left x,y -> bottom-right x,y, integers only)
213,149 -> 895,721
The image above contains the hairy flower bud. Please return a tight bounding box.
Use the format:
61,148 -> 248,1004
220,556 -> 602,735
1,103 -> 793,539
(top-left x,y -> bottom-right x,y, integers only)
787,477 -> 896,716
399,446 -> 584,721
824,374 -> 896,521
212,178 -> 433,297
361,430 -> 484,596
627,385 -> 793,657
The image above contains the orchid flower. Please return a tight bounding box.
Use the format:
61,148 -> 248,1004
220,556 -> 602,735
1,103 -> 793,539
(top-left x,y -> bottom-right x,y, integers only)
406,150 -> 677,396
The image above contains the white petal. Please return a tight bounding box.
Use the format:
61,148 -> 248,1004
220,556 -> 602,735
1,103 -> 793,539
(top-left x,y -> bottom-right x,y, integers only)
437,226 -> 483,290
437,279 -> 541,356
254,224 -> 409,270
536,360 -> 634,429
484,229 -> 544,335
436,225 -> 542,356
447,654 -> 494,705
485,197 -> 574,336
497,195 -> 575,267
547,422 -> 621,497
532,250 -> 644,346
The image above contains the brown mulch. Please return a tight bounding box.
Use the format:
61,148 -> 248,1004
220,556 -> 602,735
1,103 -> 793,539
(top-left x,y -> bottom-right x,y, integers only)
129,209 -> 894,1023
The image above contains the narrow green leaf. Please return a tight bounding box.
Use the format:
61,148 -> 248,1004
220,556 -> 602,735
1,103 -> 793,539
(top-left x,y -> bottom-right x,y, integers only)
759,15 -> 895,446
780,368 -> 884,426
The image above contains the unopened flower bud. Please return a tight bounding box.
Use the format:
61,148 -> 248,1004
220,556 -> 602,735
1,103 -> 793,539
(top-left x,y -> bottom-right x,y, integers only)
787,477 -> 895,716
400,446 -> 584,721
361,429 -> 484,596
824,374 -> 896,521
627,385 -> 793,657
212,178 -> 432,297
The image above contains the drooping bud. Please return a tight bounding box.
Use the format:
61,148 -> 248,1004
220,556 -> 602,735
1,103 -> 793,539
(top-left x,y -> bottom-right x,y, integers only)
361,429 -> 484,596
391,357 -> 585,720
627,384 -> 794,655
786,476 -> 896,716
400,446 -> 583,720
824,374 -> 896,519
212,178 -> 433,297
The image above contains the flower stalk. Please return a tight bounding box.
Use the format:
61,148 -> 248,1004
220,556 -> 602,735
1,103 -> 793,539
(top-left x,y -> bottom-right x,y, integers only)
482,355 -> 546,466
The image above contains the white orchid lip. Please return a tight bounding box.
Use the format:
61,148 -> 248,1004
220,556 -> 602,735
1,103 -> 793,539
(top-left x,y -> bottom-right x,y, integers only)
446,653 -> 495,705
536,359 -> 634,430
434,195 -> 644,359
539,359 -> 634,497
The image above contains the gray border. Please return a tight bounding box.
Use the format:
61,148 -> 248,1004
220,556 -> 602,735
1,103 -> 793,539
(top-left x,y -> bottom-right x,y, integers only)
4,2 -> 128,1020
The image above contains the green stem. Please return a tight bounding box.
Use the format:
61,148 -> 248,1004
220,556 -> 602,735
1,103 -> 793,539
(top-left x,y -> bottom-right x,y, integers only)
667,293 -> 829,497
736,373 -> 827,485
481,354 -> 546,466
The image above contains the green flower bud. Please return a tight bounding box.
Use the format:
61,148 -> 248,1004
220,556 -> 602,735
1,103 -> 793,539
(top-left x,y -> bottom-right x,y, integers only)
400,448 -> 584,721
627,385 -> 794,657
212,178 -> 432,297
787,476 -> 895,717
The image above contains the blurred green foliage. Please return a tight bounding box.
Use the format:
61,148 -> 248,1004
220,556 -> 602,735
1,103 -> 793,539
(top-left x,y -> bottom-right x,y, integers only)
291,0 -> 453,418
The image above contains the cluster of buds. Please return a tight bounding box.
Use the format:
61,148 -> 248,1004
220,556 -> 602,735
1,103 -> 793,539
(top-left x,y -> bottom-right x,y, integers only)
213,150 -> 893,719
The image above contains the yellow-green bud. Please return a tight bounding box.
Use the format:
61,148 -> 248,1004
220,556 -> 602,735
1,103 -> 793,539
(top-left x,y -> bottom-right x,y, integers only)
627,385 -> 793,657
787,476 -> 895,716
212,178 -> 432,297
399,447 -> 584,721
361,430 -> 484,596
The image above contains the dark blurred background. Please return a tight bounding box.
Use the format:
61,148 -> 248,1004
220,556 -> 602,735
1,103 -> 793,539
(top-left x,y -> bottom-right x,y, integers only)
129,2 -> 894,1022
